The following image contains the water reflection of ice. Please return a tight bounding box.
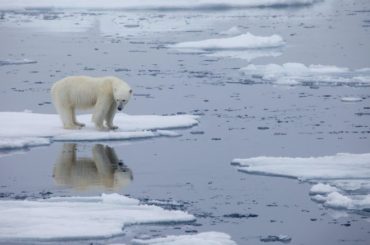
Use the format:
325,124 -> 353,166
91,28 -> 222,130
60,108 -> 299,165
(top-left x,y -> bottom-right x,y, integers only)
53,144 -> 133,191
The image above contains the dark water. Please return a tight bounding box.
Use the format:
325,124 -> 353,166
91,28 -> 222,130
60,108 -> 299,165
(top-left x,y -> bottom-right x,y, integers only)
1,0 -> 370,244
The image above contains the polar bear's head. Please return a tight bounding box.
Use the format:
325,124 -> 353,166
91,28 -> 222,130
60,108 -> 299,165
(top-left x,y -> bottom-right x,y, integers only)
112,78 -> 132,111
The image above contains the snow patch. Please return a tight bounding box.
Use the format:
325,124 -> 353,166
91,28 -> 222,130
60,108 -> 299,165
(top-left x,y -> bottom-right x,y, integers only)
132,232 -> 237,245
0,112 -> 199,149
0,193 -> 195,240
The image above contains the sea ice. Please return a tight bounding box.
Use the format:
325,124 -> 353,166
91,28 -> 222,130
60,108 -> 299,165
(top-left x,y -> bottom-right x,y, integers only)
340,97 -> 363,102
0,193 -> 195,239
0,112 -> 199,149
0,0 -> 324,10
232,153 -> 370,212
241,63 -> 370,86
131,231 -> 237,245
170,33 -> 285,51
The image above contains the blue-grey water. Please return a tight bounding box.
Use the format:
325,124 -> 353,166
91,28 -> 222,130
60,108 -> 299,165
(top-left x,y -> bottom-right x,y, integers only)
0,0 -> 370,244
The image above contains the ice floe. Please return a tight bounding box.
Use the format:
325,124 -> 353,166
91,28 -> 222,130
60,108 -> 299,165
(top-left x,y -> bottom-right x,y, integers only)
0,193 -> 195,240
232,153 -> 370,212
0,112 -> 199,149
170,32 -> 284,62
171,33 -> 285,51
0,0 -> 324,10
340,97 -> 363,102
241,63 -> 370,86
132,232 -> 237,245
0,59 -> 37,66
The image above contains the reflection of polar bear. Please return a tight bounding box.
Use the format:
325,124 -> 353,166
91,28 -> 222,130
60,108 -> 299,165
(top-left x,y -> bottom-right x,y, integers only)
51,76 -> 132,130
53,144 -> 133,191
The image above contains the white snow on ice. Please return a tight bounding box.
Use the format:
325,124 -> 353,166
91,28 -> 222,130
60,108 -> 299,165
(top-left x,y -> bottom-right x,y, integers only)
0,193 -> 195,240
0,0 -> 323,10
131,232 -> 237,245
0,112 -> 199,149
232,153 -> 370,211
241,63 -> 370,86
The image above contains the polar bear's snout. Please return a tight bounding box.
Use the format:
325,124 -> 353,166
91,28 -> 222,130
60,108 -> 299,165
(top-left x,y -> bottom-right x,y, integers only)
116,99 -> 127,111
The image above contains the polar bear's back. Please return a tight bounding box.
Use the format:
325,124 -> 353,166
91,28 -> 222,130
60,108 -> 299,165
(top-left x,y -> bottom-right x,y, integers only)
51,76 -> 111,109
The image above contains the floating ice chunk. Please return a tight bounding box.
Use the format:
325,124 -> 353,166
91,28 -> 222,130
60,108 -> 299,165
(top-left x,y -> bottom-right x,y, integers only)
310,183 -> 338,195
232,153 -> 370,211
314,192 -> 370,210
0,193 -> 195,239
132,232 -> 237,245
170,33 -> 285,51
0,112 -> 199,148
241,63 -> 370,86
260,235 -> 292,243
232,153 -> 370,180
341,97 -> 363,102
0,59 -> 37,66
0,0 -> 324,10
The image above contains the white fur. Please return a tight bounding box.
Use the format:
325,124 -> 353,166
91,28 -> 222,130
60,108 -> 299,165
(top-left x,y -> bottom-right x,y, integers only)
51,76 -> 132,130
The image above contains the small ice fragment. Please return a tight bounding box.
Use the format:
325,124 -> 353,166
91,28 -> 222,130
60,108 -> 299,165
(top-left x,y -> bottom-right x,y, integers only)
310,183 -> 338,195
341,97 -> 363,102
260,235 -> 292,243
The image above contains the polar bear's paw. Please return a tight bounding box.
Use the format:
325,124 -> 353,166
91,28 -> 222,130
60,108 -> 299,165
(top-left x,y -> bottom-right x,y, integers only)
63,124 -> 83,130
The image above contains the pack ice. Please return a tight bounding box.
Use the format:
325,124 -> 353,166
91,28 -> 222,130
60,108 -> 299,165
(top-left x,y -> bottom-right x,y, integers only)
232,153 -> 370,211
0,112 -> 199,150
0,193 -> 195,240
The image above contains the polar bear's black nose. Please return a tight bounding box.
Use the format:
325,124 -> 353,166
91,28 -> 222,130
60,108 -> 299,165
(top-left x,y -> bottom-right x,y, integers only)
117,107 -> 122,111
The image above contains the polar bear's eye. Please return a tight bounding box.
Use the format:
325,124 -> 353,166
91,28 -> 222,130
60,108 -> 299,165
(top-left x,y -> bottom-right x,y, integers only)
129,89 -> 132,94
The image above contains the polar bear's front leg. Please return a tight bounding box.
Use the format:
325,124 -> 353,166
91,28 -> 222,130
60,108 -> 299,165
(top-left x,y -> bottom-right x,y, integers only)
105,101 -> 118,130
92,97 -> 111,131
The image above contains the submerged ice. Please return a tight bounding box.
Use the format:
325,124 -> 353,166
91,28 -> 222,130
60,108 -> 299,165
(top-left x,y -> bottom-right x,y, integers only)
232,153 -> 370,212
0,193 -> 195,239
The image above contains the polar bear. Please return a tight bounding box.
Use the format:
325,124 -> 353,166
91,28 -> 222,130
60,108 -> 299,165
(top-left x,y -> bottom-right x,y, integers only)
51,76 -> 132,130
